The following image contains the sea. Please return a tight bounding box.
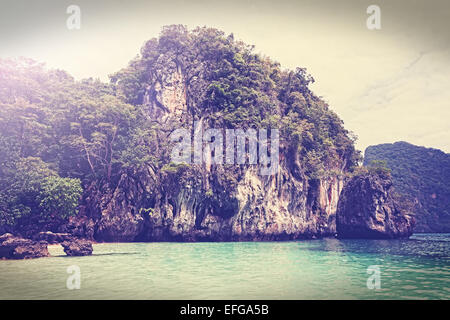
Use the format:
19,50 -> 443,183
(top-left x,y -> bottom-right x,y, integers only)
0,233 -> 448,299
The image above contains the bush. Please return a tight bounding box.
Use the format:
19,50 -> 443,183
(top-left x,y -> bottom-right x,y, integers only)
38,176 -> 83,220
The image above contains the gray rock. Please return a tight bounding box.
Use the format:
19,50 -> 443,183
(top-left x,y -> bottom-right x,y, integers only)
0,233 -> 49,259
32,231 -> 73,244
94,174 -> 145,242
336,173 -> 414,239
61,239 -> 93,256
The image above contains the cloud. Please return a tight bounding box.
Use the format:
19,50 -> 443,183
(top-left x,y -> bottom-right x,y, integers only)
344,49 -> 450,152
0,0 -> 449,153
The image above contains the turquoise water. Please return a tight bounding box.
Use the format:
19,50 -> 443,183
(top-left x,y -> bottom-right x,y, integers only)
0,234 -> 449,300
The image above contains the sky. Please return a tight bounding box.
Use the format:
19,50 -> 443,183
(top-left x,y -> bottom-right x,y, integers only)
0,0 -> 449,153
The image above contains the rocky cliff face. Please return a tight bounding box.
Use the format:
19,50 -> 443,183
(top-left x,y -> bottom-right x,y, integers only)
91,166 -> 345,242
0,26 -> 416,243
364,142 -> 450,232
143,65 -> 187,120
336,173 -> 414,239
143,167 -> 345,241
90,65 -> 348,241
68,26 -> 412,242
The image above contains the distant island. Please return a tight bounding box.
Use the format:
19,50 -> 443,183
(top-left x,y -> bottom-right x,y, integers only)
365,141 -> 450,233
0,26 -> 420,257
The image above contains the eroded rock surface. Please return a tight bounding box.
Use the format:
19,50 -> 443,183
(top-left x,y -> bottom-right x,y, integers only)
336,173 -> 414,239
0,233 -> 49,259
61,239 -> 93,256
32,231 -> 73,244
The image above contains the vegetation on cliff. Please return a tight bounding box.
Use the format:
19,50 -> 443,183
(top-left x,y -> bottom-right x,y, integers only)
1,25 -> 361,238
112,25 -> 359,176
336,169 -> 414,239
0,58 -> 150,234
364,141 -> 450,232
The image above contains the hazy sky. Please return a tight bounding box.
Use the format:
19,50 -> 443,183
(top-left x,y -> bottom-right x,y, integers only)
0,0 -> 449,153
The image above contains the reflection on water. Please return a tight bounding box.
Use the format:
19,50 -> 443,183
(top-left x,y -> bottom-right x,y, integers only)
0,234 -> 448,300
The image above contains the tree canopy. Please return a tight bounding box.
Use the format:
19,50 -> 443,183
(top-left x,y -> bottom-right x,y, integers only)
0,25 -> 360,234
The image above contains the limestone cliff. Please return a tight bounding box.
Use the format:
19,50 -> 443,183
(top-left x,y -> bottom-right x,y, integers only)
92,30 -> 350,241
364,142 -> 450,232
0,27 -> 415,242
336,173 -> 414,239
73,26 -> 410,241
92,163 -> 346,241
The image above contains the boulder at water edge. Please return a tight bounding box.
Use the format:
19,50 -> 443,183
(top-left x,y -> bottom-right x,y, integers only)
0,233 -> 49,259
61,239 -> 93,256
336,173 -> 414,239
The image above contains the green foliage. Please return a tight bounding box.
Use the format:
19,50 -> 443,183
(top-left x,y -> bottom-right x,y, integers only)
112,25 -> 359,179
38,176 -> 83,220
161,162 -> 189,174
0,58 -> 151,229
364,142 -> 450,232
0,25 -> 361,233
139,207 -> 155,217
366,160 -> 391,179
205,189 -> 214,198
0,157 -> 82,226
350,160 -> 391,180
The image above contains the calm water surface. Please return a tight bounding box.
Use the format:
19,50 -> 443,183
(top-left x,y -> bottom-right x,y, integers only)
0,233 -> 449,299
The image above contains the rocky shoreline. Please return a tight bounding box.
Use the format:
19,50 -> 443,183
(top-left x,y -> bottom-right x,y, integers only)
0,26 -> 415,256
0,165 -> 415,261
0,232 -> 93,260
